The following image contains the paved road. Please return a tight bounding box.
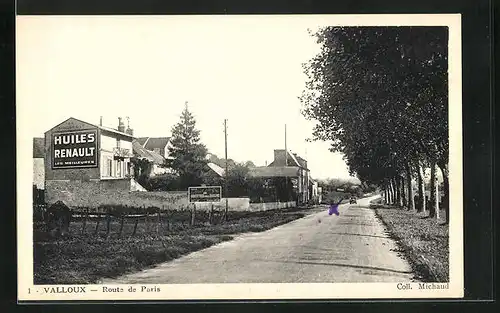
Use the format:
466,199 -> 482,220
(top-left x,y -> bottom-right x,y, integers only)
101,195 -> 416,284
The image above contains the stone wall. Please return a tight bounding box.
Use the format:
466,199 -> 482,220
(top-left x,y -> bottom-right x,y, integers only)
44,179 -> 187,209
45,178 -> 132,207
33,158 -> 44,189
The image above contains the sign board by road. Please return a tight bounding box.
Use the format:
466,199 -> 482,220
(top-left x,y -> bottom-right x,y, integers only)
188,186 -> 222,203
52,129 -> 98,169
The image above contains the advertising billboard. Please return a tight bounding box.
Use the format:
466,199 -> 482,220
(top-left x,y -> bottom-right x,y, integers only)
188,186 -> 222,203
52,129 -> 98,169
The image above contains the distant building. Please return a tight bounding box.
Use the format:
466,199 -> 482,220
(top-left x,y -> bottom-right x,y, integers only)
249,149 -> 312,204
268,149 -> 310,204
207,162 -> 225,178
135,137 -> 171,159
132,140 -> 169,176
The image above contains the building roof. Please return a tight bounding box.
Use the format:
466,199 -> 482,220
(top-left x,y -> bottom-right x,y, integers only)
132,140 -> 166,164
249,166 -> 300,178
268,149 -> 303,168
137,137 -> 170,151
294,154 -> 308,168
33,137 -> 44,158
47,117 -> 134,139
99,125 -> 134,138
136,137 -> 149,146
207,162 -> 225,177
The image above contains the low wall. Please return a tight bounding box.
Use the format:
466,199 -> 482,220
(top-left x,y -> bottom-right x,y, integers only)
194,199 -> 296,211
248,201 -> 296,211
45,180 -> 295,212
195,198 -> 250,211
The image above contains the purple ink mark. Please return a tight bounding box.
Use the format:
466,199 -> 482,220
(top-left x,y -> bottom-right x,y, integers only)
328,199 -> 343,216
328,204 -> 340,216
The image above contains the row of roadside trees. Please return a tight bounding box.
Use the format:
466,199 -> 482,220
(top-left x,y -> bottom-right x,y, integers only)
300,26 -> 449,224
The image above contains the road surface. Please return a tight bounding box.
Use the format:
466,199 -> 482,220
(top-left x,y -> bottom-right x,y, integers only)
101,195 -> 416,284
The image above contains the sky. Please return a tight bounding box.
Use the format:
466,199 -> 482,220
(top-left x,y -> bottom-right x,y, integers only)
17,15 -> 358,180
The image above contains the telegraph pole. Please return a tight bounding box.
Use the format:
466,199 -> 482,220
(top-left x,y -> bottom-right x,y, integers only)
285,124 -> 289,203
224,119 -> 229,222
284,124 -> 287,166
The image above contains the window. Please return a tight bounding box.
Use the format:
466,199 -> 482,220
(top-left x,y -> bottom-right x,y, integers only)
107,158 -> 112,177
116,138 -> 121,149
116,160 -> 122,177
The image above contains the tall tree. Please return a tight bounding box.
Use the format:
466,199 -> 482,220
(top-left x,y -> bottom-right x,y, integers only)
166,102 -> 208,189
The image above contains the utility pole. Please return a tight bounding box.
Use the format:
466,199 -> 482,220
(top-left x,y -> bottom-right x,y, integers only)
284,124 -> 288,203
224,119 -> 229,222
284,124 -> 287,166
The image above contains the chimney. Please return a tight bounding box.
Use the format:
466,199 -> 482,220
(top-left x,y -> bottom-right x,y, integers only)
125,116 -> 134,136
117,117 -> 125,133
274,149 -> 287,166
99,116 -> 103,126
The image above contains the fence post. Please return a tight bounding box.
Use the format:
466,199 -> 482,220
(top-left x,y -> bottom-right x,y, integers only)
105,213 -> 111,238
119,214 -> 124,237
132,217 -> 139,236
94,213 -> 100,235
81,209 -> 88,234
146,210 -> 150,233
157,208 -> 161,235
209,203 -> 214,225
190,203 -> 196,226
219,207 -> 225,224
166,209 -> 171,232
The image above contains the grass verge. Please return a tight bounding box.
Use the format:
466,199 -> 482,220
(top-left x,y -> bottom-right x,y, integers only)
34,208 -> 306,284
371,204 -> 449,282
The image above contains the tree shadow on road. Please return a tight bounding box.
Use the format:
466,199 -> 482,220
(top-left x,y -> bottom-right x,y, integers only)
335,222 -> 381,227
261,259 -> 413,276
325,232 -> 391,239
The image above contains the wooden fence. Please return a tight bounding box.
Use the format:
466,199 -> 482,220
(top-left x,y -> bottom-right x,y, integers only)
34,203 -> 232,239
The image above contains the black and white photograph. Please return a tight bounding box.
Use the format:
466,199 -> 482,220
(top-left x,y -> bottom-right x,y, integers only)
17,14 -> 463,300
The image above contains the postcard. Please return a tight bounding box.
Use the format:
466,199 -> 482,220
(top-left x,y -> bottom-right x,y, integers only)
17,13 -> 463,301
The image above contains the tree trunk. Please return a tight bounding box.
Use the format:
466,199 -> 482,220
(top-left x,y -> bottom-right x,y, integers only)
386,185 -> 391,204
438,163 -> 449,224
391,178 -> 396,205
393,176 -> 401,206
388,180 -> 394,204
429,162 -> 437,218
406,163 -> 414,211
417,162 -> 426,213
398,176 -> 403,207
392,178 -> 397,205
401,175 -> 407,208
435,174 -> 440,220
